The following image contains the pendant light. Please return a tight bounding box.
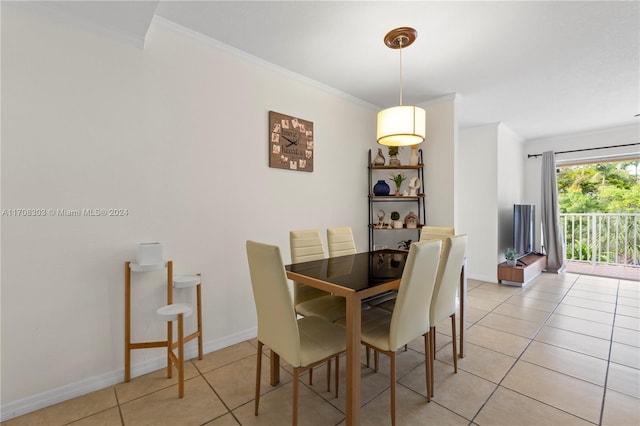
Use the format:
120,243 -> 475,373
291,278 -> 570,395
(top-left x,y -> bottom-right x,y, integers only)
377,27 -> 426,147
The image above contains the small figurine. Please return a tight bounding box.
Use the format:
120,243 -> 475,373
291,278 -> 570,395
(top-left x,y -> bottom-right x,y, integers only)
374,148 -> 386,165
376,209 -> 386,229
408,177 -> 421,196
397,240 -> 412,250
404,212 -> 418,229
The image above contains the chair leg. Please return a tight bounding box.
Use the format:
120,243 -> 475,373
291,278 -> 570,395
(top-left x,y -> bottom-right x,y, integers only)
177,313 -> 185,398
374,350 -> 379,372
424,332 -> 431,402
431,326 -> 436,360
309,367 -> 313,385
326,359 -> 331,392
429,326 -> 435,397
293,367 -> 299,426
255,341 -> 263,416
390,352 -> 396,426
334,356 -> 340,398
270,350 -> 280,386
451,313 -> 458,373
366,346 -> 370,368
430,346 -> 435,398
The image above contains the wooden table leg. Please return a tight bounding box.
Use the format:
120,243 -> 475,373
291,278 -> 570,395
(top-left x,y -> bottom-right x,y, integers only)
344,292 -> 361,426
459,259 -> 467,358
270,350 -> 280,386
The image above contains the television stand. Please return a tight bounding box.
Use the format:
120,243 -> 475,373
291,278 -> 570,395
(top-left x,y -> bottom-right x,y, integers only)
498,253 -> 546,287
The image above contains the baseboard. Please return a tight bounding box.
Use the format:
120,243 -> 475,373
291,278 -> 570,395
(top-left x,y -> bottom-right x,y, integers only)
0,327 -> 257,422
466,272 -> 498,283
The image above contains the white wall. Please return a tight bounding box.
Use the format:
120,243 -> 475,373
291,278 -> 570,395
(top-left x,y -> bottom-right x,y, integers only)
497,124 -> 526,256
459,123 -> 525,282
459,125 -> 499,281
524,124 -> 640,250
1,5 -> 378,418
422,96 -> 457,227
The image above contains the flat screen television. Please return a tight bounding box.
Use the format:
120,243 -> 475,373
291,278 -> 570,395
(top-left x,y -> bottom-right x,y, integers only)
513,204 -> 535,257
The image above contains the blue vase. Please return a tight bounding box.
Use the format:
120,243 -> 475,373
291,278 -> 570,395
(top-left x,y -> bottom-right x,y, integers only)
373,179 -> 390,196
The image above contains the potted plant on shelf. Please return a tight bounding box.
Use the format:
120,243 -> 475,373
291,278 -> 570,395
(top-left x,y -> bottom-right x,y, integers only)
505,248 -> 519,266
388,146 -> 401,166
389,172 -> 407,196
391,211 -> 403,228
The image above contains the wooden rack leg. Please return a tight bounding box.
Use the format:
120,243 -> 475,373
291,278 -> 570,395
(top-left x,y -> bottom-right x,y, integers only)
197,274 -> 203,360
125,259 -> 173,383
125,261 -> 131,382
167,261 -> 173,378
178,312 -> 185,398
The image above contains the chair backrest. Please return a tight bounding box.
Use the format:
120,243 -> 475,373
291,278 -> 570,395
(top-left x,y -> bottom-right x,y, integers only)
419,226 -> 455,242
290,229 -> 330,306
389,240 -> 442,350
290,229 -> 326,262
430,235 -> 468,325
246,240 -> 301,366
327,226 -> 357,257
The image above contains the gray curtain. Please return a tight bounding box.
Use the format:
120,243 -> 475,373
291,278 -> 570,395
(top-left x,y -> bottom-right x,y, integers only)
541,151 -> 566,273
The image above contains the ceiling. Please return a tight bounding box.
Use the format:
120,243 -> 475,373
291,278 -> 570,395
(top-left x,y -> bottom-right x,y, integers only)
21,1 -> 640,141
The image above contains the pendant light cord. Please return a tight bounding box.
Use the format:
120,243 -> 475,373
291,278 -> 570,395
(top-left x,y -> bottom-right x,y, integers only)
398,37 -> 404,106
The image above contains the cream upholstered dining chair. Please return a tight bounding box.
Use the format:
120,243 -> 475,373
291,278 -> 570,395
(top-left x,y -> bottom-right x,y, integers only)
326,226 -> 357,257
420,226 -> 455,242
290,229 -> 346,322
340,240 -> 442,426
372,226 -> 455,314
290,229 -> 346,386
246,241 -> 346,426
428,234 -> 468,397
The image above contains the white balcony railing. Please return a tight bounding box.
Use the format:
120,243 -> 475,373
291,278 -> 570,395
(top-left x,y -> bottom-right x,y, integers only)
560,213 -> 640,266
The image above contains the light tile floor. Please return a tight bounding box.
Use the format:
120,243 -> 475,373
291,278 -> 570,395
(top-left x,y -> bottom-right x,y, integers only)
4,272 -> 639,426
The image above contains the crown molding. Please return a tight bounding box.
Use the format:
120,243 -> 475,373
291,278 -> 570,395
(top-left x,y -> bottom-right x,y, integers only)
151,15 -> 380,111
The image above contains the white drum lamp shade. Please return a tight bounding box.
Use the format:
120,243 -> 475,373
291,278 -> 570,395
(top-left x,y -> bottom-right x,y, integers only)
377,105 -> 426,146
377,27 -> 426,147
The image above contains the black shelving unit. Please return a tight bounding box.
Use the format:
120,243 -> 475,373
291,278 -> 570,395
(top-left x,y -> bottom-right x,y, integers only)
368,149 -> 427,251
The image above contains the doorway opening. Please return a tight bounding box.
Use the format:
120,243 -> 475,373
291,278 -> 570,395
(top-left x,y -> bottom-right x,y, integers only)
557,159 -> 639,280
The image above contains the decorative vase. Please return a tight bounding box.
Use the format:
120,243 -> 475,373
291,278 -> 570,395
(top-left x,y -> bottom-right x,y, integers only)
389,154 -> 401,167
410,146 -> 419,166
373,148 -> 385,165
507,259 -> 517,267
373,180 -> 390,196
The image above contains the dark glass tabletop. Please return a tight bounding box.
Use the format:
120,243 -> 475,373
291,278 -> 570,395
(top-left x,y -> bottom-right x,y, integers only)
285,249 -> 408,292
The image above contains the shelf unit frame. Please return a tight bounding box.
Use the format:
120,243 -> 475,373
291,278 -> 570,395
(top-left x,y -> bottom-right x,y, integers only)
368,149 -> 427,251
124,260 -> 173,382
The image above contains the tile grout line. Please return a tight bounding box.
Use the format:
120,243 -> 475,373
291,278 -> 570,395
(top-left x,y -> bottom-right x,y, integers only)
113,386 -> 125,426
467,274 -> 596,425
598,279 -> 620,426
198,361 -> 245,426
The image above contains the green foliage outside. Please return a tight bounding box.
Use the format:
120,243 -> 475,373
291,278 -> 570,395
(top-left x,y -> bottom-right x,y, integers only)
557,160 -> 640,213
558,160 -> 639,265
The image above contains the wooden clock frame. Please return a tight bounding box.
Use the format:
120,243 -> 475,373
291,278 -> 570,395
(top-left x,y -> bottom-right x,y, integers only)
269,111 -> 314,172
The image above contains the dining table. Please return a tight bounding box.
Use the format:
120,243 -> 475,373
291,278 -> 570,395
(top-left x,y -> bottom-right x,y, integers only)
275,249 -> 467,425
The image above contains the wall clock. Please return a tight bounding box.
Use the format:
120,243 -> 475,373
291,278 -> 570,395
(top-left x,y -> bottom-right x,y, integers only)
269,111 -> 314,172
